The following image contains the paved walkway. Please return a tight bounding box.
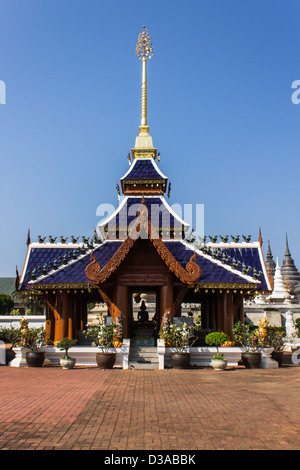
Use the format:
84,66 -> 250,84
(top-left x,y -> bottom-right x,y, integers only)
1,364 -> 300,450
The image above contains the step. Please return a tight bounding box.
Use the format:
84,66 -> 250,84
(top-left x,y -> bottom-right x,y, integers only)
130,347 -> 157,353
129,349 -> 158,359
131,339 -> 155,347
129,361 -> 159,370
129,346 -> 159,369
129,356 -> 159,363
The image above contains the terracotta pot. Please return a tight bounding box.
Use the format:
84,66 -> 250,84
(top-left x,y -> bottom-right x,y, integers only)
96,352 -> 116,369
170,352 -> 191,369
271,350 -> 284,367
241,351 -> 261,369
26,351 -> 45,367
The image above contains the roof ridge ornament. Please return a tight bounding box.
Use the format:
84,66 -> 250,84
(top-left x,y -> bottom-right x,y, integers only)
132,26 -> 157,160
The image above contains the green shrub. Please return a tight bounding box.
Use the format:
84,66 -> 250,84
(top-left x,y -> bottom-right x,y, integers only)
0,294 -> 14,315
205,331 -> 229,351
0,325 -> 21,346
56,338 -> 77,358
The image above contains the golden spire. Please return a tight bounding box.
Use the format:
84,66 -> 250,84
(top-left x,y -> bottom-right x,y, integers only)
132,26 -> 157,160
136,25 -> 153,61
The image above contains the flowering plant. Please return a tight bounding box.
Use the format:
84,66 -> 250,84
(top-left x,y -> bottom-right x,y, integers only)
221,340 -> 235,347
19,318 -> 46,352
159,323 -> 194,352
84,314 -> 118,352
268,330 -> 285,352
232,321 -> 262,352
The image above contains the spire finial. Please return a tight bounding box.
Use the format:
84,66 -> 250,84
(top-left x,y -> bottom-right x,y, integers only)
26,228 -> 31,246
258,227 -> 262,246
132,26 -> 157,160
136,25 -> 153,133
285,232 -> 291,256
136,25 -> 153,61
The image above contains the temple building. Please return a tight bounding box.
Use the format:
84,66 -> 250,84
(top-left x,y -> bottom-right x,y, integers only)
16,27 -> 271,344
244,236 -> 300,326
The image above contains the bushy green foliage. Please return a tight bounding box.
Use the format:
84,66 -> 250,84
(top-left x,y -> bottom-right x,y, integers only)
19,317 -> 46,352
56,338 -> 77,358
0,325 -> 21,346
267,330 -> 285,352
0,294 -> 14,315
84,314 -> 117,352
212,353 -> 225,360
205,331 -> 229,352
159,323 -> 195,352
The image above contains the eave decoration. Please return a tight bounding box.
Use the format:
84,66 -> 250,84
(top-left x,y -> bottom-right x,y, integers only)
85,198 -> 201,285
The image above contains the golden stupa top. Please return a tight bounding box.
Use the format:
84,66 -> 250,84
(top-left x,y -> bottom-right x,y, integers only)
132,26 -> 157,160
136,25 -> 153,60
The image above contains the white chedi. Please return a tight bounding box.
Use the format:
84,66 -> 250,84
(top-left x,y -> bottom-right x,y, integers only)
268,257 -> 290,302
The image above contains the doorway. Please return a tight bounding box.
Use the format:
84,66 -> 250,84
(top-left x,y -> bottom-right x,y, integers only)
129,288 -> 160,346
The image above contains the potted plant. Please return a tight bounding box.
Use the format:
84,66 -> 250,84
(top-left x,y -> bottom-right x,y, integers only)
269,330 -> 285,367
56,338 -> 77,369
0,325 -> 20,365
19,318 -> 47,367
232,321 -> 261,369
84,314 -> 118,369
205,331 -> 229,370
159,323 -> 194,369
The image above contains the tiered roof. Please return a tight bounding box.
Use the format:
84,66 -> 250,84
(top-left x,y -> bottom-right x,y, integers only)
98,195 -> 189,240
121,158 -> 167,195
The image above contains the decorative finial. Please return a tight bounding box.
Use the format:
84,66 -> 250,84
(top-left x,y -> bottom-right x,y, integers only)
132,26 -> 157,160
258,227 -> 262,246
136,25 -> 153,60
26,228 -> 31,246
285,232 -> 291,256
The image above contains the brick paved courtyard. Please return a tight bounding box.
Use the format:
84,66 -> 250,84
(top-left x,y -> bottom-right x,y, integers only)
1,364 -> 300,451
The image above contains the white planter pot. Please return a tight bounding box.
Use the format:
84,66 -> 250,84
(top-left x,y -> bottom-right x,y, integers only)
211,358 -> 227,370
60,357 -> 76,369
259,347 -> 278,369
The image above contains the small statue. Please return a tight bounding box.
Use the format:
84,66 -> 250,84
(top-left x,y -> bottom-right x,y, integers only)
137,300 -> 149,323
115,312 -> 124,341
285,311 -> 298,342
162,309 -> 171,327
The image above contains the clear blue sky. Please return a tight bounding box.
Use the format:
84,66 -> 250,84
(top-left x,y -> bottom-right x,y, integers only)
0,0 -> 300,277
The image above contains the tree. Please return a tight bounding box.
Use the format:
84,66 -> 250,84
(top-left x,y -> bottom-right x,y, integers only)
0,294 -> 14,315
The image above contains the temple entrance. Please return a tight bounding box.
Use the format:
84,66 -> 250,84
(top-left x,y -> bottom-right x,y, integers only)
129,288 -> 160,346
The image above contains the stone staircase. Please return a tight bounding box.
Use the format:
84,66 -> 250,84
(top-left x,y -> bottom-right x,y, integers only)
129,346 -> 159,370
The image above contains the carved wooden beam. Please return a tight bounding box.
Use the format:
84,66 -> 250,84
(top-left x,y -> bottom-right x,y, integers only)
85,198 -> 201,285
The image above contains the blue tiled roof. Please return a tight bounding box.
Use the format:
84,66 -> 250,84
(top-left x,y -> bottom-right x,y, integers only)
101,196 -> 187,234
164,242 -> 259,285
214,246 -> 269,290
121,159 -> 167,181
21,238 -> 268,290
20,242 -> 122,289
